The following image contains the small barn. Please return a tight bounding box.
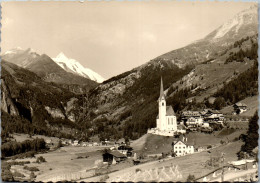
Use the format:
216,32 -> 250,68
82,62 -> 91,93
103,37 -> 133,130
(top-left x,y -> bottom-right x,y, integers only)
118,145 -> 133,157
103,151 -> 127,165
234,103 -> 247,114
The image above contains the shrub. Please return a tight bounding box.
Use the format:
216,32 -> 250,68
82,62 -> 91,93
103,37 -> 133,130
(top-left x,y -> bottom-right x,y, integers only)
13,171 -> 25,178
100,174 -> 109,181
30,171 -> 36,180
187,174 -> 195,182
220,140 -> 225,144
36,156 -> 46,163
135,168 -> 141,173
2,168 -> 14,182
24,166 -> 39,172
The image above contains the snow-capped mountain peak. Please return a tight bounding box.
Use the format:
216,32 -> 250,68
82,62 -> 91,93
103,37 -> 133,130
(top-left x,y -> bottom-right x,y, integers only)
52,53 -> 105,83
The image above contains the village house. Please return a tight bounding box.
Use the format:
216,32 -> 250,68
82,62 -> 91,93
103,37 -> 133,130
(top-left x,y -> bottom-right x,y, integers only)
177,125 -> 187,134
205,109 -> 223,119
102,150 -> 127,165
186,116 -> 204,126
72,140 -> 79,146
202,122 -> 210,128
204,109 -> 224,124
172,139 -> 194,156
117,145 -> 133,157
182,111 -> 201,119
233,102 -> 247,114
45,139 -> 52,145
81,142 -> 88,147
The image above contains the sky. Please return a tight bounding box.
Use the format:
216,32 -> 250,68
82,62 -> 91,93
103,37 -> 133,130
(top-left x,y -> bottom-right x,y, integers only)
1,1 -> 255,79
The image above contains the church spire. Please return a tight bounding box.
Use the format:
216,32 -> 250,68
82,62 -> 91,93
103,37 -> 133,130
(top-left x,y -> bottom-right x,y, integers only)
159,77 -> 165,100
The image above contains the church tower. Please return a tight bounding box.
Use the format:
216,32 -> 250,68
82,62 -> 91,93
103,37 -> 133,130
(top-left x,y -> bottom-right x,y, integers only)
158,77 -> 166,130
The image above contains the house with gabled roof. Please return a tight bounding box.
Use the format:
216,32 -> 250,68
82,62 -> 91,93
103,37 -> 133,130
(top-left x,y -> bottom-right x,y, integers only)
233,102 -> 247,114
172,139 -> 194,156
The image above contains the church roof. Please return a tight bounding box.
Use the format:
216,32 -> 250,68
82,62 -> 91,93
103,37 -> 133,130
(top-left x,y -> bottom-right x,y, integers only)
166,106 -> 175,116
156,105 -> 175,118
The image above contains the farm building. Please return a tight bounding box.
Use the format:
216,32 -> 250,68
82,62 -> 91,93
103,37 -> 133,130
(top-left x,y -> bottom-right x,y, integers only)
103,150 -> 127,165
117,145 -> 133,157
233,103 -> 247,114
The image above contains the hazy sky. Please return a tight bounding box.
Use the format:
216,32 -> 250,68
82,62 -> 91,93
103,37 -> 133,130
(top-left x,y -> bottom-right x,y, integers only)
1,1 -> 255,79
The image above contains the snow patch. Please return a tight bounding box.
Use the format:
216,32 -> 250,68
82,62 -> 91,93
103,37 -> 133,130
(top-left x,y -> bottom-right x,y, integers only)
53,52 -> 105,83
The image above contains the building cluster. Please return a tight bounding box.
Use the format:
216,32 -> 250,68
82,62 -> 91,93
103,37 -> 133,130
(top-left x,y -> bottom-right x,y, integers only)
181,109 -> 224,131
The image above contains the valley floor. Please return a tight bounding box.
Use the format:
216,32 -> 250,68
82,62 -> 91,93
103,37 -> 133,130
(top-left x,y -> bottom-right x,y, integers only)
80,141 -> 244,182
4,129 -> 251,182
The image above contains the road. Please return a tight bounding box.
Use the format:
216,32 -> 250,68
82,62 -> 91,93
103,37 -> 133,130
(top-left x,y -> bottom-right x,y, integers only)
210,168 -> 257,182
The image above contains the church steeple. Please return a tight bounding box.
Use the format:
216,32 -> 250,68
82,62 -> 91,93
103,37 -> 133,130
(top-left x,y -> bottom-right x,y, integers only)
159,77 -> 165,100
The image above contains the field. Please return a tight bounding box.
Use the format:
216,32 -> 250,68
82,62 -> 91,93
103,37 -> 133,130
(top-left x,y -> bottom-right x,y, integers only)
82,140 -> 244,182
131,129 -> 246,155
4,129 -> 247,182
6,145 -> 104,182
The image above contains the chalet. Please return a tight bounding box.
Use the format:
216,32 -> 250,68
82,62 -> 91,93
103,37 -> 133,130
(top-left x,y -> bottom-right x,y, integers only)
72,140 -> 79,146
81,142 -> 88,147
182,111 -> 201,118
172,140 -> 194,156
45,139 -> 52,144
116,138 -> 126,146
233,103 -> 247,114
197,146 -> 207,152
117,145 -> 133,157
102,150 -> 127,165
202,122 -> 210,128
186,117 -> 204,126
205,110 -> 224,121
177,125 -> 186,134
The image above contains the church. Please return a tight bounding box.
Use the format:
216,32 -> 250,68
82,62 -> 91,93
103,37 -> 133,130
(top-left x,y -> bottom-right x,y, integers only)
147,78 -> 178,136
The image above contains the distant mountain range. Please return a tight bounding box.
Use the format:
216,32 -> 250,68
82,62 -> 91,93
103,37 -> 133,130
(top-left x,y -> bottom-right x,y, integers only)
2,48 -> 103,88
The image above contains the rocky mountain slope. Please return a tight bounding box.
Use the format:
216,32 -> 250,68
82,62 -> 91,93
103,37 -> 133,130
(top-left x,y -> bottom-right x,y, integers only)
155,4 -> 258,68
76,5 -> 258,140
1,60 -> 84,139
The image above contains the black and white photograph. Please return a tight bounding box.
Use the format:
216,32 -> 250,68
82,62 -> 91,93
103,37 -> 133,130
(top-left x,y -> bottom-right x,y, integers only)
1,1 -> 259,182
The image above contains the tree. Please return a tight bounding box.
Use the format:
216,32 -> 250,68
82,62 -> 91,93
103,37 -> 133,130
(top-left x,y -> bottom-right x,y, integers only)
213,97 -> 225,110
57,140 -> 63,148
187,174 -> 195,182
239,111 -> 259,156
